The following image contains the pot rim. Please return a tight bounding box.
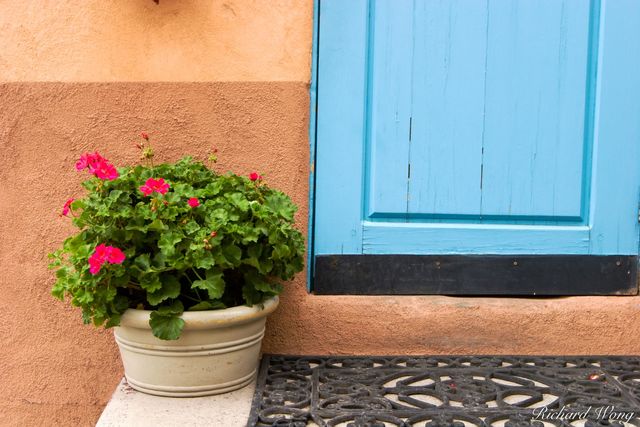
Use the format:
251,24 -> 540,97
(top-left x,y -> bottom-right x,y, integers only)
118,296 -> 279,330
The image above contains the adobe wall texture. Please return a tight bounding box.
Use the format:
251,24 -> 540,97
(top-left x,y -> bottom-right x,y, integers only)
1,2 -> 639,426
0,82 -> 310,426
0,0 -> 311,82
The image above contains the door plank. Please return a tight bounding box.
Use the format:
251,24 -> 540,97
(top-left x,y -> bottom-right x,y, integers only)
367,0 -> 414,217
481,0 -> 591,219
408,0 -> 487,217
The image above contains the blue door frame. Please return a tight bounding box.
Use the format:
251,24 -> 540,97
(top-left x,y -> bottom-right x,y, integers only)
308,0 -> 640,293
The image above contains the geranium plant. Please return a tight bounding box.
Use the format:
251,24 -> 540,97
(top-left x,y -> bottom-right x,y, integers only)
49,135 -> 305,340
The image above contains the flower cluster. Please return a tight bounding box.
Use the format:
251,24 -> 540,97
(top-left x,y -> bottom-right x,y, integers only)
61,198 -> 74,216
52,140 -> 305,340
140,178 -> 170,196
76,152 -> 119,180
88,244 -> 126,275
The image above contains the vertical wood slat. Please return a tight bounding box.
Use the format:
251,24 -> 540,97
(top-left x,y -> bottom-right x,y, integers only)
588,0 -> 640,255
367,0 -> 414,217
408,0 -> 487,217
314,0 -> 369,255
480,0 -> 591,219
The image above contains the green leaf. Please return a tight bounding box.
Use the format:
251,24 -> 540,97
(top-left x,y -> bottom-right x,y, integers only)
222,244 -> 242,265
134,254 -> 152,272
265,193 -> 296,220
244,270 -> 280,294
148,219 -> 165,231
187,300 -> 226,311
63,234 -> 85,253
242,283 -> 263,305
125,222 -> 148,232
75,290 -> 93,305
184,220 -> 200,235
51,282 -> 65,300
113,294 -> 130,313
105,314 -> 122,328
158,231 -> 183,257
272,244 -> 291,260
192,271 -> 225,299
156,299 -> 184,316
70,199 -> 85,211
152,252 -> 167,269
227,192 -> 249,211
108,190 -> 123,202
147,275 -> 181,306
149,313 -> 184,340
239,227 -> 260,244
171,183 -> 190,197
149,300 -> 185,340
194,252 -> 215,269
139,273 -> 162,292
242,244 -> 263,270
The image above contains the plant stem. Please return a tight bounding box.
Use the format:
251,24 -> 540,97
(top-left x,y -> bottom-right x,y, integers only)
126,282 -> 142,290
191,268 -> 204,281
180,293 -> 201,303
184,272 -> 203,301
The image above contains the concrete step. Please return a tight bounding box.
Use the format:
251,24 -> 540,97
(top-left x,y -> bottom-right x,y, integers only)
96,378 -> 255,427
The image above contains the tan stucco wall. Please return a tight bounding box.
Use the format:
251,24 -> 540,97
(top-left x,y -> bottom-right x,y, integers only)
0,0 -> 312,82
0,82 -> 311,426
1,2 -> 639,427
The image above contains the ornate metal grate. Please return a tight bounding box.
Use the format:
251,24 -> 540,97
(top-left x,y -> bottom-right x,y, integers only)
247,355 -> 640,427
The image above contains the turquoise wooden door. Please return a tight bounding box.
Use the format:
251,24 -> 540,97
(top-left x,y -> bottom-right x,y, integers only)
312,0 -> 640,293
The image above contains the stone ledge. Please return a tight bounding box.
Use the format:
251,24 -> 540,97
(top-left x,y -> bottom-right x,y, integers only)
96,378 -> 255,427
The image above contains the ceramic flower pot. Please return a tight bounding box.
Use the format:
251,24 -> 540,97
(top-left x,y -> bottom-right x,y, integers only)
113,296 -> 279,397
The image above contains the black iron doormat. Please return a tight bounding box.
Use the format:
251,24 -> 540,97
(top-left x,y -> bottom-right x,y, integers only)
247,355 -> 640,427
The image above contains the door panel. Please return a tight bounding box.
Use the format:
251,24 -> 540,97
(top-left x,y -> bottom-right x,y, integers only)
369,0 -> 591,220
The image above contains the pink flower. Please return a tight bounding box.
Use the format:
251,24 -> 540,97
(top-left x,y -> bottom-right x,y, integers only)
76,152 -> 119,180
249,172 -> 262,181
76,152 -> 103,171
141,132 -> 149,140
107,247 -> 126,264
61,198 -> 74,216
139,178 -> 170,196
88,244 -> 126,275
88,258 -> 102,275
188,197 -> 200,208
93,161 -> 119,180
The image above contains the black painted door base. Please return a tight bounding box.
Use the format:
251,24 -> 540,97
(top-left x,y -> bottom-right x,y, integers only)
313,255 -> 638,296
